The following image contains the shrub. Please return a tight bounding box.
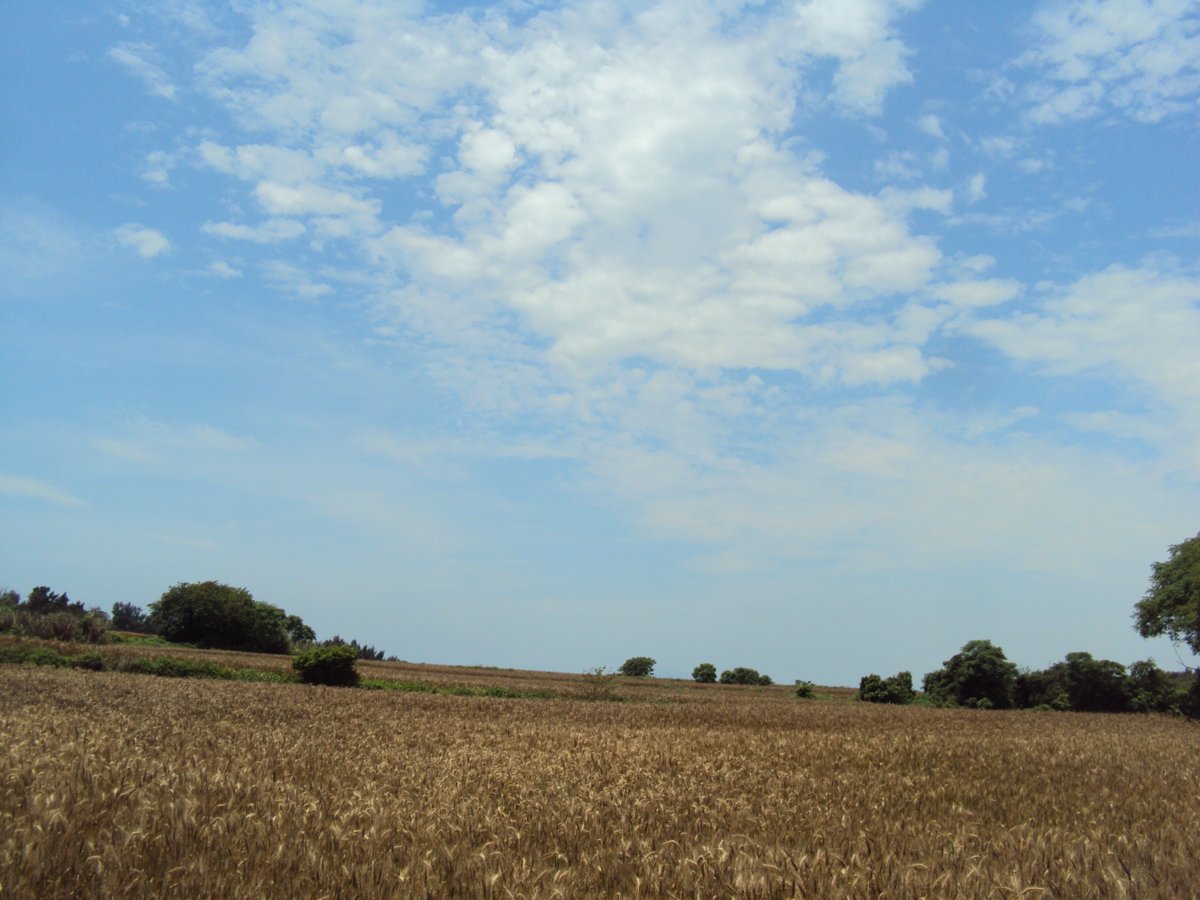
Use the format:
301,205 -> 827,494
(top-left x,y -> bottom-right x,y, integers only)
719,667 -> 764,685
692,662 -> 717,683
124,656 -> 224,679
794,680 -> 816,699
40,611 -> 84,642
619,656 -> 656,677
857,671 -> 915,704
578,666 -> 620,701
292,645 -> 360,687
321,636 -> 387,660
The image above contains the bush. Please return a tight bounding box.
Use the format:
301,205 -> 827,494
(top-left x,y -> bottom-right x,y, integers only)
719,667 -> 765,685
857,671 -> 915,704
619,656 -> 656,677
692,662 -> 717,683
321,636 -> 388,660
124,656 -> 224,679
292,645 -> 360,687
579,666 -> 620,701
794,680 -> 816,699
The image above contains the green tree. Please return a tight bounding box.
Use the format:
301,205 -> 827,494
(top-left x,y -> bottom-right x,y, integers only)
923,640 -> 1018,709
148,581 -> 291,653
1134,531 -> 1200,655
692,662 -> 717,683
719,666 -> 765,685
24,586 -> 83,616
1061,652 -> 1129,713
857,671 -> 915,704
111,602 -> 151,633
619,656 -> 656,677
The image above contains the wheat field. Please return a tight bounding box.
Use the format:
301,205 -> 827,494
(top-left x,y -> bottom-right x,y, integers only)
1,663 -> 1197,898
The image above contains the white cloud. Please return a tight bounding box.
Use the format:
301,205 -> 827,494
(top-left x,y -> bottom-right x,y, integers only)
1022,0 -> 1200,124
113,224 -> 170,258
970,262 -> 1200,473
203,219 -> 305,243
95,420 -> 258,465
262,260 -> 333,299
933,278 -> 1022,308
966,173 -> 986,204
108,42 -> 178,100
917,112 -> 945,138
0,474 -> 86,508
208,260 -> 242,278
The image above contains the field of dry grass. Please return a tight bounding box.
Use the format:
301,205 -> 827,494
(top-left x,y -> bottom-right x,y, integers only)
2,661 -> 1197,898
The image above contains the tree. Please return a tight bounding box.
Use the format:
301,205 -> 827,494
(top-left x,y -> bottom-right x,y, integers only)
719,666 -> 765,685
692,662 -> 717,683
923,640 -> 1018,709
1060,652 -> 1129,713
23,586 -> 83,616
148,581 -> 292,653
1134,531 -> 1200,656
111,602 -> 152,633
857,671 -> 915,704
619,656 -> 656,677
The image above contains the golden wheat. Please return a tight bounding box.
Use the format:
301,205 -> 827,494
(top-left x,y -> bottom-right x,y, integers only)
1,665 -> 1196,898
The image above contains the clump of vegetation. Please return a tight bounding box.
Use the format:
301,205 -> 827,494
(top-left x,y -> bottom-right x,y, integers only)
692,662 -> 717,683
719,666 -> 771,686
292,644 -> 360,687
923,639 -> 1019,709
148,581 -> 312,654
319,635 -> 394,660
619,656 -> 655,677
793,680 -> 816,699
0,587 -> 110,644
578,666 -> 620,701
857,671 -> 914,704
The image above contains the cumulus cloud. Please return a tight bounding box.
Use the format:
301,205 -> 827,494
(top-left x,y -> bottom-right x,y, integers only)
1022,0 -> 1200,123
113,224 -> 171,257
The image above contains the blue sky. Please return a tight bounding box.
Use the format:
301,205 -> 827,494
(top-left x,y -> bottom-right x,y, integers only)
2,0 -> 1198,683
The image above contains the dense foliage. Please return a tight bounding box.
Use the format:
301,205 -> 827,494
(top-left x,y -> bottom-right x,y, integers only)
148,582 -> 299,654
719,666 -> 771,686
857,671 -> 915,704
692,662 -> 717,683
1134,531 -> 1200,654
619,656 -> 656,677
923,640 -> 1019,709
0,586 -> 110,643
292,645 -> 360,686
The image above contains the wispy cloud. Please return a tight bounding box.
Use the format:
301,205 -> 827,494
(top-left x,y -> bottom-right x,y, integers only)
0,474 -> 86,508
108,42 -> 178,101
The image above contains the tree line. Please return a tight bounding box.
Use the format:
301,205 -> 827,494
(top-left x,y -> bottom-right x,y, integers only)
1,580 -> 393,662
